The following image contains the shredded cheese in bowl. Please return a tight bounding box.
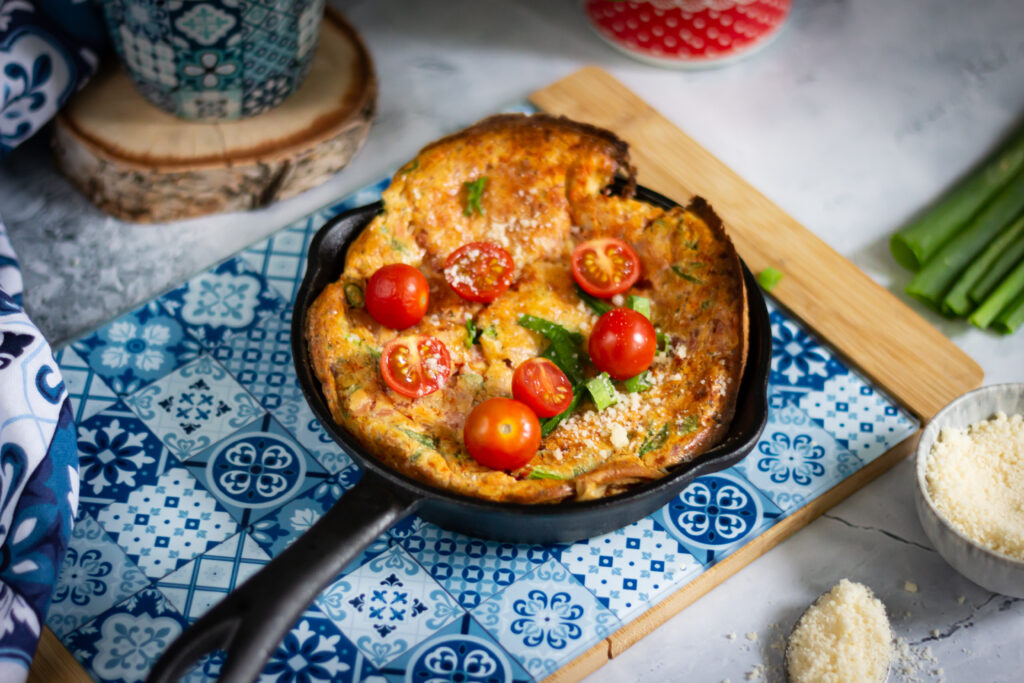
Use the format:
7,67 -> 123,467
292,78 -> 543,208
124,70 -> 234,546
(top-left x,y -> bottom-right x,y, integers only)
925,411 -> 1024,560
786,579 -> 891,683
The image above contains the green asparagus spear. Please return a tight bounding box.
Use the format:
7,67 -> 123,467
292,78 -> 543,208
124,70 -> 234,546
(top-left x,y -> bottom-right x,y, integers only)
942,212 -> 1024,315
891,123 -> 1024,271
969,215 -> 1024,305
969,257 -> 1024,329
906,168 -> 1024,309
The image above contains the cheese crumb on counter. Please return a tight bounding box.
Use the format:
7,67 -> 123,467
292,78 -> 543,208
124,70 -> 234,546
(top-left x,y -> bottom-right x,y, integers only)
904,581 -> 919,593
786,579 -> 891,683
925,411 -> 1024,559
746,632 -> 758,642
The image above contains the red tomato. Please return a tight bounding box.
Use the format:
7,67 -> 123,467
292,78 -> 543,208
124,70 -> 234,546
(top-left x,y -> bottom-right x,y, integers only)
588,309 -> 657,380
365,264 -> 429,330
512,358 -> 573,417
571,238 -> 641,298
569,237 -> 638,296
444,242 -> 515,303
380,335 -> 451,398
463,398 -> 541,470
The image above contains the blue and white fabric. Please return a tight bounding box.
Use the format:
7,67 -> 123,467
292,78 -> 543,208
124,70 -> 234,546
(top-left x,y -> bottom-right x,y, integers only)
0,217 -> 78,682
1,0 -> 105,157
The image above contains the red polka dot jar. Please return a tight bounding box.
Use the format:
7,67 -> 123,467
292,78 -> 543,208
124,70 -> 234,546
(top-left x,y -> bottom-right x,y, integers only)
584,0 -> 792,68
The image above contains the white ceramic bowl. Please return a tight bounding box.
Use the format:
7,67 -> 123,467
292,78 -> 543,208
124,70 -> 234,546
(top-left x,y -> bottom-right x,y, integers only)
915,383 -> 1024,598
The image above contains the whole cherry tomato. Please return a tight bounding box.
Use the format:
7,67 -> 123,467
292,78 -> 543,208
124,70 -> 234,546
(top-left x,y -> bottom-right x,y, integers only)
588,308 -> 657,380
365,264 -> 429,330
463,398 -> 541,470
380,335 -> 451,398
444,241 -> 515,303
571,237 -> 641,298
512,358 -> 574,418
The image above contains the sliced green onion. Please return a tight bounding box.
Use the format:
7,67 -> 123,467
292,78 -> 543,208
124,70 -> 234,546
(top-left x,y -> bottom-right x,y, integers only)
527,467 -> 569,480
638,423 -> 670,456
626,295 -> 651,319
343,283 -> 364,308
576,284 -> 614,316
518,314 -> 587,385
398,428 -> 438,451
623,371 -> 652,393
671,264 -> 705,284
890,124 -> 1024,271
993,287 -> 1024,334
656,330 -> 668,352
463,177 -> 487,216
585,372 -> 618,411
969,214 -> 1024,305
757,267 -> 784,292
943,213 -> 1024,315
969,258 -> 1024,329
678,414 -> 699,435
465,319 -> 477,349
907,168 -> 1024,308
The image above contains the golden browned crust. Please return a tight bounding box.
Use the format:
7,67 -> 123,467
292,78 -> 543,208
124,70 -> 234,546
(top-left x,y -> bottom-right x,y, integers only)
305,113 -> 747,503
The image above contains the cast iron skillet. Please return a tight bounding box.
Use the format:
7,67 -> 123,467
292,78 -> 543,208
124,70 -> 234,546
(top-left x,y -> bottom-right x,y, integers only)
147,185 -> 771,682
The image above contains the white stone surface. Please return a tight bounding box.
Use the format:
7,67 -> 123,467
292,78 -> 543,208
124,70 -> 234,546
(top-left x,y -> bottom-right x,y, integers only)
2,0 -> 1023,680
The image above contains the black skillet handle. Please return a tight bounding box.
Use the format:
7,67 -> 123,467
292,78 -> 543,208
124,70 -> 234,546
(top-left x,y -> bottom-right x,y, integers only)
146,473 -> 421,683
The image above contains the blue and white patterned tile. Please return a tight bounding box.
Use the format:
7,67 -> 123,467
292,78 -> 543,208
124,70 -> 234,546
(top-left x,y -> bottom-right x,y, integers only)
46,514 -> 150,638
241,216 -> 318,304
155,531 -> 271,623
178,413 -> 333,527
181,605 -> 379,683
75,401 -> 177,518
550,516 -> 703,624
735,402 -> 865,513
55,346 -> 119,424
472,558 -> 620,680
245,468 -> 369,566
124,355 -> 263,460
402,523 -> 548,610
651,468 -> 783,567
210,305 -> 303,414
273,397 -> 353,475
72,301 -> 202,395
95,466 -> 238,580
159,257 -> 286,348
315,546 -> 464,669
765,299 -> 849,394
800,371 -> 919,464
374,613 -> 533,683
65,587 -> 188,683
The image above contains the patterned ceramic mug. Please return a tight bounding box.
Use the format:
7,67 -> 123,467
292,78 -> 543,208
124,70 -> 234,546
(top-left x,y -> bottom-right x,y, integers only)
584,0 -> 792,69
99,0 -> 325,120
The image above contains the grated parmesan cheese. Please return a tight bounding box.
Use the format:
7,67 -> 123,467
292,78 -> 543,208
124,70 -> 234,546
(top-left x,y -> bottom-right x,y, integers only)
610,423 -> 629,449
786,579 -> 891,683
925,411 -> 1024,559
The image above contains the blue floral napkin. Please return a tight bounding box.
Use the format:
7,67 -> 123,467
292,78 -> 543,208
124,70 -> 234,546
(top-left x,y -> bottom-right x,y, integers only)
1,0 -> 103,678
0,219 -> 78,682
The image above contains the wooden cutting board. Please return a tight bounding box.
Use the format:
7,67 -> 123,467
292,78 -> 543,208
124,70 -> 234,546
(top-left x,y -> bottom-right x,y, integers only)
28,67 -> 982,683
528,67 -> 983,682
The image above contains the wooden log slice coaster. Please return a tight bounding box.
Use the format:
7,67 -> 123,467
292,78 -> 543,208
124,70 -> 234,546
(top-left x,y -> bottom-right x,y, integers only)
52,8 -> 376,223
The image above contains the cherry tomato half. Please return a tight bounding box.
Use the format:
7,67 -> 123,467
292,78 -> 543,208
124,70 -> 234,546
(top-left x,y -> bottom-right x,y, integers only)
380,335 -> 451,398
463,398 -> 541,470
571,238 -> 641,298
512,358 -> 573,418
365,264 -> 429,330
444,241 -> 515,303
588,308 -> 657,380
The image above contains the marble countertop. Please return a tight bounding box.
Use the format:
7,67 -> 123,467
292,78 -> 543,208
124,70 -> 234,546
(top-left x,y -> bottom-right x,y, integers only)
3,0 -> 1023,680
